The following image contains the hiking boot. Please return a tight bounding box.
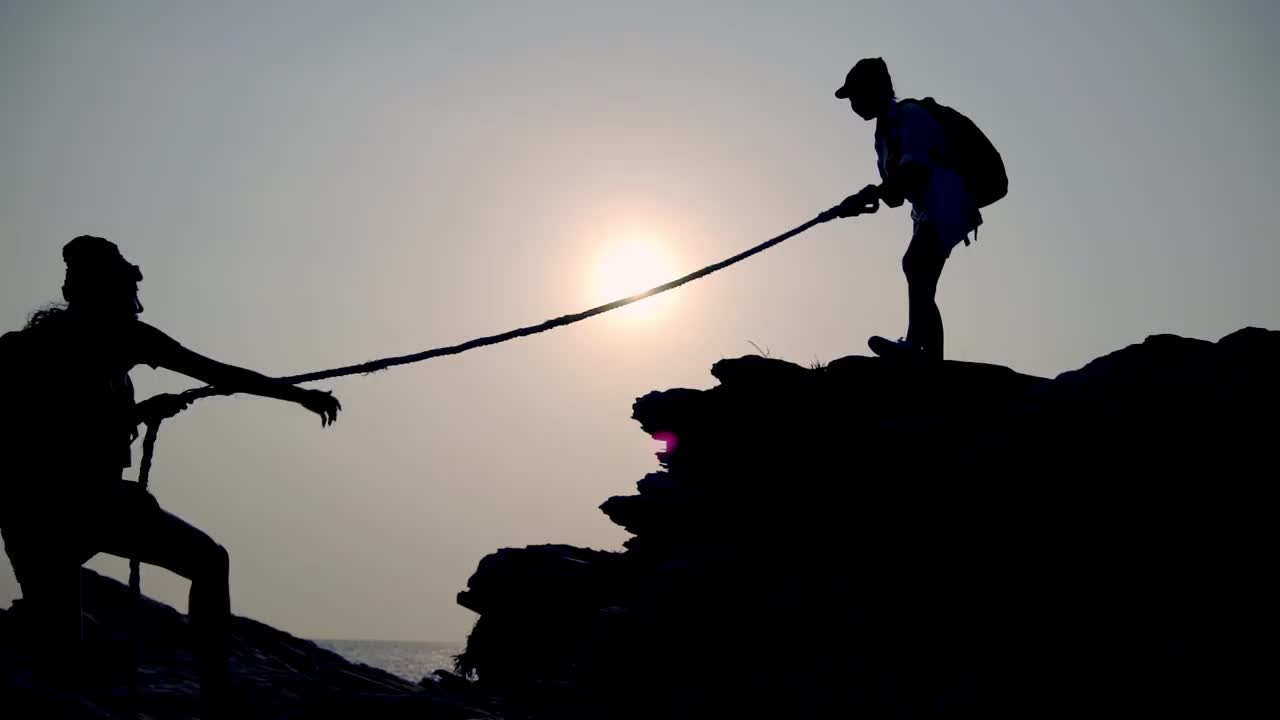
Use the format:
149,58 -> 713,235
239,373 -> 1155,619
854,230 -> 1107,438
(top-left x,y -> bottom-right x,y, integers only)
868,336 -> 943,363
868,336 -> 919,358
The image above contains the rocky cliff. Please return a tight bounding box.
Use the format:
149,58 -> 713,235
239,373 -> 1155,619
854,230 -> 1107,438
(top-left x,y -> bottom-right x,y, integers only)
457,328 -> 1277,718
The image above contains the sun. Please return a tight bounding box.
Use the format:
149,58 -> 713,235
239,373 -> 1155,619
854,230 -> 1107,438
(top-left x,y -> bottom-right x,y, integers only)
591,237 -> 678,322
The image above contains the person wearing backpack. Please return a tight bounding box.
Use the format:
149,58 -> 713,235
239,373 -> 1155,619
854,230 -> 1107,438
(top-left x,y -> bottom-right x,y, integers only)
0,236 -> 341,713
827,57 -> 1007,361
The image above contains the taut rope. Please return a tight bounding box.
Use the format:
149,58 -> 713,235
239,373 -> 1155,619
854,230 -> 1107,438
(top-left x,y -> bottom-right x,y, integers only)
129,208 -> 843,593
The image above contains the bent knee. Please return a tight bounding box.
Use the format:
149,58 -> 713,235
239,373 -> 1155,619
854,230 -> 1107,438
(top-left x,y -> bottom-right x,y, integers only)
902,250 -> 930,282
203,542 -> 230,577
901,251 -> 917,278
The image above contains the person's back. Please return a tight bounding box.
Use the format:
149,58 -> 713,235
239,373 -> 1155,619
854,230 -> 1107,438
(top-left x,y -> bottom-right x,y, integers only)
2,311 -> 159,522
0,328 -> 36,522
9,312 -> 133,475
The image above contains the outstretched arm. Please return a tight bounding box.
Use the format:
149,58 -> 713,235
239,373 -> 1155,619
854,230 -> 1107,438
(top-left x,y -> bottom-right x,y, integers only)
163,345 -> 341,425
139,323 -> 340,426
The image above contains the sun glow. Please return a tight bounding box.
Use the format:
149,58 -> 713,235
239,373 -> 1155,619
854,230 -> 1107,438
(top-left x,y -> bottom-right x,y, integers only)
591,236 -> 679,322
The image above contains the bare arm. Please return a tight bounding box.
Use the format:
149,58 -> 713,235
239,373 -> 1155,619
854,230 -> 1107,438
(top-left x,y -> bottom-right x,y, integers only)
155,338 -> 341,426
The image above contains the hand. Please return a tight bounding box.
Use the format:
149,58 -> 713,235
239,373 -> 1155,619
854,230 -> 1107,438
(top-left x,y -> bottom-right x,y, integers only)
820,185 -> 881,222
838,185 -> 881,217
299,389 -> 342,427
137,393 -> 193,425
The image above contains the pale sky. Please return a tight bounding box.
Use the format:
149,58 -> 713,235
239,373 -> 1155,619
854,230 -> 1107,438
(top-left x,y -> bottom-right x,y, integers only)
2,1 -> 1277,642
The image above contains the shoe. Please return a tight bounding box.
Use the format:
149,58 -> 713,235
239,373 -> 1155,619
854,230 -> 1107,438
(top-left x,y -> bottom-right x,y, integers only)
868,336 -> 919,358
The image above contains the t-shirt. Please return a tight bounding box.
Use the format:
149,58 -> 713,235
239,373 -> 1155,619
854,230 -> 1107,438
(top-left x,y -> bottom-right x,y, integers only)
874,99 -> 983,250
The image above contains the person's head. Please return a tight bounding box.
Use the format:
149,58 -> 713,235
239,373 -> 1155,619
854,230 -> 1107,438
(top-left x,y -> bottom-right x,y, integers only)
834,57 -> 894,121
60,235 -> 144,322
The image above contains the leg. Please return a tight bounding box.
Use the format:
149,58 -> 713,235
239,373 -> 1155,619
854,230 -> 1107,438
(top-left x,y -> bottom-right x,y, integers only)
91,483 -> 231,700
1,526 -> 87,680
901,223 -> 950,361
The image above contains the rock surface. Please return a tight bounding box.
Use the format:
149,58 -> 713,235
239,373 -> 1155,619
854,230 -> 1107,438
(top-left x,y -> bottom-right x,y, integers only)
0,569 -> 497,719
457,328 -> 1278,718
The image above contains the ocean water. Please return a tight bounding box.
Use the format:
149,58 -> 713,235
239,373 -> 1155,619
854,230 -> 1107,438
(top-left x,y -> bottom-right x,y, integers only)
315,639 -> 464,682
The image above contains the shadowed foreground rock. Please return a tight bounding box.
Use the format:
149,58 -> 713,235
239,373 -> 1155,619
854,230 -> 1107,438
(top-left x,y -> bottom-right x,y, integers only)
457,328 -> 1277,718
0,570 -> 498,719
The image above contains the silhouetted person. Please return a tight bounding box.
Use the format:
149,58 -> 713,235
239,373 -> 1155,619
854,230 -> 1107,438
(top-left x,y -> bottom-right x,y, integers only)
0,236 -> 341,712
829,58 -> 1005,361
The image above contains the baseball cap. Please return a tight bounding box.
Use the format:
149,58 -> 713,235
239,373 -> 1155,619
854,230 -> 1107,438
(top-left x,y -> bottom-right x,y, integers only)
834,57 -> 889,100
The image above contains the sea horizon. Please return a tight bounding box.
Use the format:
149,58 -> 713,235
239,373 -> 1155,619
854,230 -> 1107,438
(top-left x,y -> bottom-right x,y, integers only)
314,638 -> 465,682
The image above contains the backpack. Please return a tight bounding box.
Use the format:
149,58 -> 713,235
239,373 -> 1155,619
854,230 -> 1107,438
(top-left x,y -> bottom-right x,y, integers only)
903,97 -> 1008,208
0,321 -> 73,458
1,329 -> 42,444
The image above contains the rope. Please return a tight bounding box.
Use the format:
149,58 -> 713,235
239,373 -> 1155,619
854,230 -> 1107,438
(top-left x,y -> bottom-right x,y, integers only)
127,208 -> 841,596
128,422 -> 162,596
